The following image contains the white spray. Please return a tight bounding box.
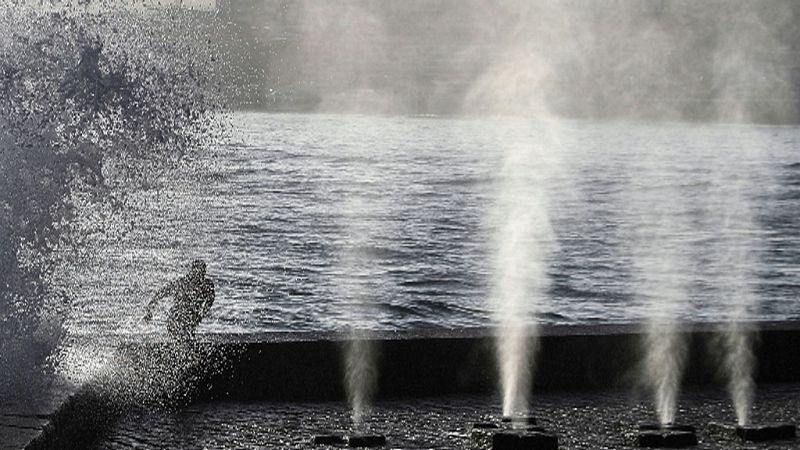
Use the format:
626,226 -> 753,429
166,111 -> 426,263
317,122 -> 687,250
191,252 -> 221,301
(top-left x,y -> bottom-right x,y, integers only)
481,120 -> 560,419
703,166 -> 759,427
706,134 -> 765,427
326,127 -> 390,430
639,261 -> 690,426
337,190 -> 383,430
722,321 -> 756,426
627,154 -> 693,426
492,197 -> 545,418
462,6 -> 564,419
271,0 -> 795,429
641,244 -> 691,427
706,4 -> 789,423
345,336 -> 377,428
643,321 -> 688,425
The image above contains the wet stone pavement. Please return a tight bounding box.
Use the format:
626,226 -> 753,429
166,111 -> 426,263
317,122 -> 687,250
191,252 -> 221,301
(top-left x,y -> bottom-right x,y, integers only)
100,384 -> 799,449
0,377 -> 78,450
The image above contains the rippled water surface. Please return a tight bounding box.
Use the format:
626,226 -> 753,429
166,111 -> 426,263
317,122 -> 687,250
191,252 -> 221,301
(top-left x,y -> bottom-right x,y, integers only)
69,113 -> 800,334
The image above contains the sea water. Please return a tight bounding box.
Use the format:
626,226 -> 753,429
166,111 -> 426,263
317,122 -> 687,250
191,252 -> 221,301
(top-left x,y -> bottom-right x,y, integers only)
67,113 -> 800,335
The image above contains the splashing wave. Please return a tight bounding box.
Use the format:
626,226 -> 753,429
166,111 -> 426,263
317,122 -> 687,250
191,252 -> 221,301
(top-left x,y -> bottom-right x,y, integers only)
0,1 -> 225,392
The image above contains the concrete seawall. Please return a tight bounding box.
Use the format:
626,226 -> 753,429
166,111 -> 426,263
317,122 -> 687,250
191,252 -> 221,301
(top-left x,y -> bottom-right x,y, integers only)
196,322 -> 800,402
24,321 -> 800,449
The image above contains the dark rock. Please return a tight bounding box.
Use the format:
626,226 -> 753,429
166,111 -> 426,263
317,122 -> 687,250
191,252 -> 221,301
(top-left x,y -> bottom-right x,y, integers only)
25,386 -> 121,450
735,423 -> 796,442
492,430 -> 558,450
314,433 -> 346,445
635,430 -> 697,448
347,434 -> 386,448
471,422 -> 501,449
471,422 -> 500,449
706,421 -> 736,437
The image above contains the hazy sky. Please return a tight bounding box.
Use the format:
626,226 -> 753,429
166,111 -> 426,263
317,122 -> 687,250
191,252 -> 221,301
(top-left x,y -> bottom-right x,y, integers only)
206,1 -> 800,122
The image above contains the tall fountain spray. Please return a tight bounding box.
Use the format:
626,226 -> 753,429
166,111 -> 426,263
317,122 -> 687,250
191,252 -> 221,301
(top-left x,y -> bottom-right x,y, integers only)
708,141 -> 764,427
493,208 -> 541,419
326,126 -> 390,431
345,335 -> 377,428
628,160 -> 693,426
485,122 -> 560,420
446,1 -> 570,421
722,321 -> 756,426
717,206 -> 757,429
638,244 -> 689,427
337,193 -> 381,430
705,2 -> 793,426
643,320 -> 688,426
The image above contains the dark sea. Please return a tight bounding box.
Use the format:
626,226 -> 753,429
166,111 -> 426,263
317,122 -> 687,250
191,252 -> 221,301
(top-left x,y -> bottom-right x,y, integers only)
68,113 -> 800,335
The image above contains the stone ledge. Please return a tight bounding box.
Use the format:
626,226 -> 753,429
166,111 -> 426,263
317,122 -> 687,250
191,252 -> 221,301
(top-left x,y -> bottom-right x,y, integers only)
23,321 -> 800,449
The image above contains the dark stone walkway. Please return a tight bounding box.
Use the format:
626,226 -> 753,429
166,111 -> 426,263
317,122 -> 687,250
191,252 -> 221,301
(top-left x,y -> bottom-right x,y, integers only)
0,377 -> 77,450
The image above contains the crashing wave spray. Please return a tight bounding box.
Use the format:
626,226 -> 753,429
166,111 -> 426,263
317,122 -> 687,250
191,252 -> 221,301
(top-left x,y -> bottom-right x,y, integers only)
0,0 -> 224,393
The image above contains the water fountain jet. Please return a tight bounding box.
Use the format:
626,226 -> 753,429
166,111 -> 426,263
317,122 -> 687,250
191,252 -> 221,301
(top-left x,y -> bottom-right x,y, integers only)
642,322 -> 687,427
344,337 -> 377,430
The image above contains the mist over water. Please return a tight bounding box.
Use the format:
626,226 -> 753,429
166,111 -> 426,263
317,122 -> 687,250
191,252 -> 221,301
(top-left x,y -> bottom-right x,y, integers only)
228,1 -> 800,122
